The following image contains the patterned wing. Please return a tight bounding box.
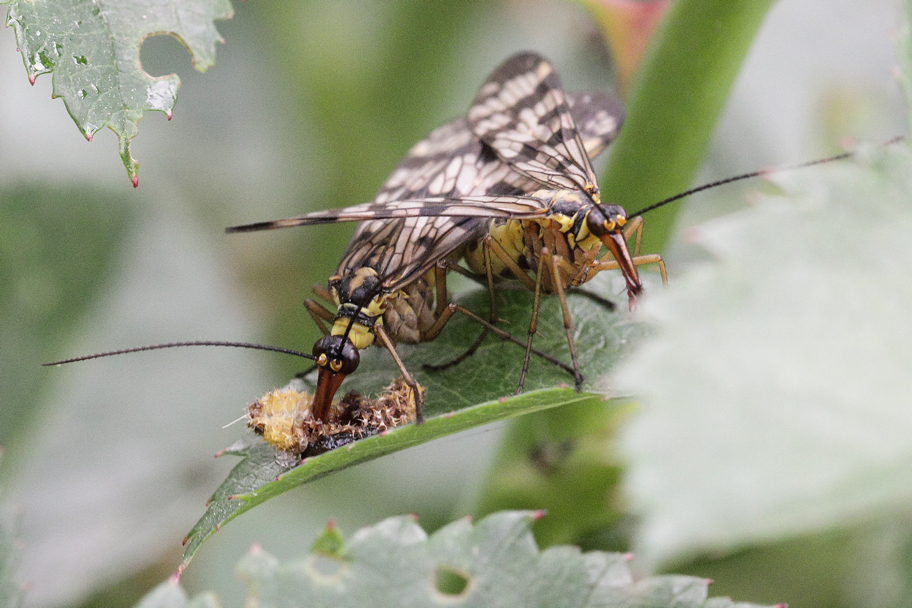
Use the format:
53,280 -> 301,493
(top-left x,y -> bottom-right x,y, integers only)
338,88 -> 623,291
225,67 -> 623,294
468,52 -> 602,195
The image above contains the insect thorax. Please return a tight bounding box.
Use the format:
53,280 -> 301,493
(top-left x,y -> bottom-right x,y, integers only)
328,267 -> 437,349
329,268 -> 386,350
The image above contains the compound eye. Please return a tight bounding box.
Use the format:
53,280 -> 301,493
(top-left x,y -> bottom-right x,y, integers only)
312,335 -> 360,374
313,335 -> 342,364
338,340 -> 360,374
586,211 -> 608,236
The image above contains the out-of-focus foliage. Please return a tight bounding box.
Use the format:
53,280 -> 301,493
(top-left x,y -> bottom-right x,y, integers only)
0,185 -> 130,473
619,144 -> 912,565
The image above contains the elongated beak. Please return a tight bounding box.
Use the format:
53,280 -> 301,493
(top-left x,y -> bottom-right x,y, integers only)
311,367 -> 347,422
600,231 -> 642,308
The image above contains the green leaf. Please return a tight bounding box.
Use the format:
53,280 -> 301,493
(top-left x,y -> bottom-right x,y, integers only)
618,144 -> 912,565
3,0 -> 233,185
180,272 -> 658,566
226,511 -> 777,608
599,0 -> 777,254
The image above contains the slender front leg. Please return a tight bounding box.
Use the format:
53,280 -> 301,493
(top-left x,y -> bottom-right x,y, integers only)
594,216 -> 668,286
304,285 -> 337,336
374,325 -> 425,424
591,254 -> 667,286
298,289 -> 339,378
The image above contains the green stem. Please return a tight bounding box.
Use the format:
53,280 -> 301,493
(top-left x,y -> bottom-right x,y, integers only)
601,0 -> 779,254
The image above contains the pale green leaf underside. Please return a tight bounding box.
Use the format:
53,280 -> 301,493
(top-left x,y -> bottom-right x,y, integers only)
163,512 -> 778,608
0,463 -> 24,608
181,273 -> 657,566
3,0 -> 233,184
0,507 -> 22,608
619,144 -> 912,564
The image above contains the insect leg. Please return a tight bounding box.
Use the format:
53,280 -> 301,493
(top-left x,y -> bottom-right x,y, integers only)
486,234 -> 538,291
312,283 -> 335,304
545,247 -> 585,391
304,292 -> 336,337
420,301 -> 574,375
424,238 -> 578,379
374,324 -> 425,424
627,215 -> 644,256
516,245 -> 548,394
423,260 -> 492,372
299,292 -> 338,378
591,254 -> 667,286
593,218 -> 668,286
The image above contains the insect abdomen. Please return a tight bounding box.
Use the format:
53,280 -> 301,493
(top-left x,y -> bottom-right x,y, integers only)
465,219 -> 526,278
383,276 -> 436,344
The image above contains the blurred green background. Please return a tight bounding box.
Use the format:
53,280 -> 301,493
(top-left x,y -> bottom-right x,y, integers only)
0,1 -> 907,606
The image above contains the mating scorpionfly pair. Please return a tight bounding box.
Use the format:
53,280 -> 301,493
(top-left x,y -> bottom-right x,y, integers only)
48,51 -> 861,450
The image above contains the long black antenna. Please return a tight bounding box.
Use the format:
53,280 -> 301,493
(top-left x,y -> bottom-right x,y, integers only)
628,137 -> 905,218
44,341 -> 316,366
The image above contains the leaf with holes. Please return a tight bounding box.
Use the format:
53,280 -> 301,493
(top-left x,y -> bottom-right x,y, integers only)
3,0 -> 233,185
174,511 -> 779,607
180,272 -> 658,567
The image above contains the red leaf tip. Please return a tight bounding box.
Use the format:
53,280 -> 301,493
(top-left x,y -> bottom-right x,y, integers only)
84,132 -> 93,142
531,509 -> 546,521
166,110 -> 173,120
131,175 -> 139,188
